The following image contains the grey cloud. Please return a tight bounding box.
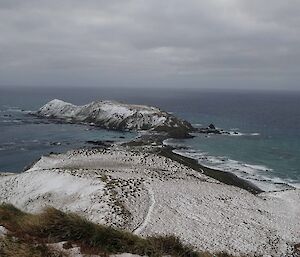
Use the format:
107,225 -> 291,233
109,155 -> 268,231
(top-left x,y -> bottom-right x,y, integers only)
0,0 -> 299,89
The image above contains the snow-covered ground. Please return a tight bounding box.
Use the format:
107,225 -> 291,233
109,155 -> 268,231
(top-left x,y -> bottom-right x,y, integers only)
0,146 -> 299,256
48,241 -> 143,257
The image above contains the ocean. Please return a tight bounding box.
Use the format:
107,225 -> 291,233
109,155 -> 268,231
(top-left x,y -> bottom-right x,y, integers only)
0,87 -> 299,192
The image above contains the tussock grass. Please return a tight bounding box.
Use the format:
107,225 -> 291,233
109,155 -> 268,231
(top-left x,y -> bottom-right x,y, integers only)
0,236 -> 67,257
0,203 -> 236,257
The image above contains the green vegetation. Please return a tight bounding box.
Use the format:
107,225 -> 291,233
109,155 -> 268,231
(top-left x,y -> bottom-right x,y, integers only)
0,203 -> 235,257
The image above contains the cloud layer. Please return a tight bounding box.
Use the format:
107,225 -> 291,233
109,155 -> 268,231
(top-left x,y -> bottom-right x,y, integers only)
0,0 -> 299,89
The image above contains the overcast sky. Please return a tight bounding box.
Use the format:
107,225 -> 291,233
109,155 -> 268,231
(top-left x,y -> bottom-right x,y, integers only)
0,0 -> 299,90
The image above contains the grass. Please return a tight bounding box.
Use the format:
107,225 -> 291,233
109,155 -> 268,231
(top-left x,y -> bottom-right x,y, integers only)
0,235 -> 67,257
0,203 -> 235,257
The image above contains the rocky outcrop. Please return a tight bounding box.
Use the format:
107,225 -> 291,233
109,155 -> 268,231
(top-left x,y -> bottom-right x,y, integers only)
197,123 -> 222,134
35,99 -> 193,138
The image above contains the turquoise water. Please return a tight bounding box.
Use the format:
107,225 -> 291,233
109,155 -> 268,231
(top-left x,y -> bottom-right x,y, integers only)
0,99 -> 136,172
165,134 -> 300,191
162,91 -> 300,191
0,87 -> 299,191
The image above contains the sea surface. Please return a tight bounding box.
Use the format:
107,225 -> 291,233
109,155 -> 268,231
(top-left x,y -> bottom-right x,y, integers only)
0,87 -> 299,192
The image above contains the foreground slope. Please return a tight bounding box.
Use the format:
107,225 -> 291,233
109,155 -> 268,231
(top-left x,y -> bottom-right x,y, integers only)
0,145 -> 299,256
0,204 -> 221,257
35,99 -> 193,137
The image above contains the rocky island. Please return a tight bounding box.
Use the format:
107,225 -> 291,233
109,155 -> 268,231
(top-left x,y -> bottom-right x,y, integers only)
0,99 -> 299,257
35,99 -> 194,138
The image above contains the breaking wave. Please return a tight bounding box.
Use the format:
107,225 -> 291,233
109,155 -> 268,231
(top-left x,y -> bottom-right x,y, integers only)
163,139 -> 298,192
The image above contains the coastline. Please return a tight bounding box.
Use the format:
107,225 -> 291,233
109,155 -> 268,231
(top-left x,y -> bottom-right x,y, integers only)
159,146 -> 264,195
1,102 -> 299,256
0,142 -> 299,256
27,98 -> 294,194
123,133 -> 263,194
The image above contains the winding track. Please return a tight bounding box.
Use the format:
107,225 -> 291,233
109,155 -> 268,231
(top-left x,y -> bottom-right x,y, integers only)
133,182 -> 155,235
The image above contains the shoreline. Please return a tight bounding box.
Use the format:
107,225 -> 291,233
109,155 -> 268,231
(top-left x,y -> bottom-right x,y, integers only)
0,143 -> 299,256
1,131 -> 265,195
0,107 -> 293,195
0,128 -> 276,195
123,133 -> 264,194
159,145 -> 264,195
7,103 -> 291,194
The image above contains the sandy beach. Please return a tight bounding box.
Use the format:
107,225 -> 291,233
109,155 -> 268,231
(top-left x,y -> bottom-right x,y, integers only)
0,143 -> 299,256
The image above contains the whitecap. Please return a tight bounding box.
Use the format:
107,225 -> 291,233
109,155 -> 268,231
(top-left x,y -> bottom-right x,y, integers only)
163,138 -> 186,148
6,108 -> 22,113
192,123 -> 203,127
172,148 -> 295,192
228,131 -> 245,136
3,142 -> 16,146
243,163 -> 272,172
227,131 -> 260,137
1,119 -> 22,123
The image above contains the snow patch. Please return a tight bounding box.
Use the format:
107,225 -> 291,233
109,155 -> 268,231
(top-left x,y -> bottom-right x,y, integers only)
0,146 -> 299,256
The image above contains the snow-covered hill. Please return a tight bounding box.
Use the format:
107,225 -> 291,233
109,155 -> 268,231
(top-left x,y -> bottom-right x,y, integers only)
1,146 -> 299,256
35,99 -> 193,137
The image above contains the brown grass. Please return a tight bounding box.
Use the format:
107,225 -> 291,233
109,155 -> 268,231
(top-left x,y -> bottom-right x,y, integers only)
0,203 -> 238,257
0,236 -> 67,257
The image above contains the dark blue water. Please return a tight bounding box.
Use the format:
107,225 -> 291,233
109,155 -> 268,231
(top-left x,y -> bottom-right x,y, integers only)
162,91 -> 300,191
0,87 -> 299,191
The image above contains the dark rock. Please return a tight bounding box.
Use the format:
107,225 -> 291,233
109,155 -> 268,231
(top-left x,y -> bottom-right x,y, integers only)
294,243 -> 300,257
208,123 -> 216,130
86,140 -> 114,146
155,126 -> 194,139
197,128 -> 222,134
49,152 -> 59,155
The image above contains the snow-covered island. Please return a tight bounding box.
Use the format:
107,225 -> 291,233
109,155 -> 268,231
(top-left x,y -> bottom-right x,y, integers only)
35,99 -> 194,138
